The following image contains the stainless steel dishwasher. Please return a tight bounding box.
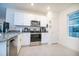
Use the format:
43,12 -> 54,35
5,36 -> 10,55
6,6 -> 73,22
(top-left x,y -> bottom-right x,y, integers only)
8,36 -> 17,56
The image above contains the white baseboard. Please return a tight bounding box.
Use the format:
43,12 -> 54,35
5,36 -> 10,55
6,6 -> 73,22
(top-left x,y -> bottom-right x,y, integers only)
58,42 -> 79,52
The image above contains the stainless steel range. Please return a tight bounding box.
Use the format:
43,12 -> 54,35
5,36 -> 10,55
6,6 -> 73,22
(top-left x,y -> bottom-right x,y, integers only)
30,20 -> 41,45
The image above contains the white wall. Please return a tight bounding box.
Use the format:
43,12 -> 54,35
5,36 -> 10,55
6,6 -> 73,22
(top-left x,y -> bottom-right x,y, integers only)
59,5 -> 79,51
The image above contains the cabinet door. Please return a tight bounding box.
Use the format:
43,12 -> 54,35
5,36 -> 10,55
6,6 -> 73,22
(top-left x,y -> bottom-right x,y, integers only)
33,14 -> 39,21
0,7 -> 6,19
14,12 -> 24,25
24,13 -> 30,26
40,16 -> 47,27
0,42 -> 7,56
21,33 -> 30,46
41,33 -> 48,44
6,8 -> 15,26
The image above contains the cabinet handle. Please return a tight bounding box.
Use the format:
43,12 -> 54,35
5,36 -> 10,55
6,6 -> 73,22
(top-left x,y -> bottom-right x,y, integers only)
20,39 -> 21,41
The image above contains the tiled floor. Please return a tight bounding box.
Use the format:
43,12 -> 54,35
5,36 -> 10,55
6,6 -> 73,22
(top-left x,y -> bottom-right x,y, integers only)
18,44 -> 79,56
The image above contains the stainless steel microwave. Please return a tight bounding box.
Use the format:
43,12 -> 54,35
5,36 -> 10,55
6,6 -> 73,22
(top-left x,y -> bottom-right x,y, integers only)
31,20 -> 40,27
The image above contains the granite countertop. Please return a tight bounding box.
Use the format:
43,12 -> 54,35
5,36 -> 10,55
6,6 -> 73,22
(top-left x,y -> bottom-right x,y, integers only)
22,31 -> 48,33
0,31 -> 48,42
0,32 -> 20,42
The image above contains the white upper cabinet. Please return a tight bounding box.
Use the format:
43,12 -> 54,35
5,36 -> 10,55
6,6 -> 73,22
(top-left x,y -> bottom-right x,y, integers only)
24,13 -> 31,26
6,8 -> 15,26
0,8 -> 14,23
13,9 -> 48,26
40,16 -> 48,27
0,7 -> 6,20
14,11 -> 25,25
2,8 -> 48,27
33,14 -> 39,21
14,12 -> 31,26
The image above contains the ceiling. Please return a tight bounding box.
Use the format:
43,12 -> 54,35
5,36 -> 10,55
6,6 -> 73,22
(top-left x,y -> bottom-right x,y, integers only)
0,3 -> 79,14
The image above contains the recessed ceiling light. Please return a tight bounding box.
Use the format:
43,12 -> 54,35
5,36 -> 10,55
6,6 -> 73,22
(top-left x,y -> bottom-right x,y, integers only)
31,3 -> 34,6
47,6 -> 50,10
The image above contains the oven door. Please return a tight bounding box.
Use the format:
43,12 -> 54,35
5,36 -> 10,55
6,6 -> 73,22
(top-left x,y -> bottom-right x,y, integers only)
31,34 -> 41,42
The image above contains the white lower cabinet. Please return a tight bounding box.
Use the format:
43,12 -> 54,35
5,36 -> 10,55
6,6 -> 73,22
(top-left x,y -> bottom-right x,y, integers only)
0,41 -> 7,56
41,33 -> 48,44
21,33 -> 30,46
